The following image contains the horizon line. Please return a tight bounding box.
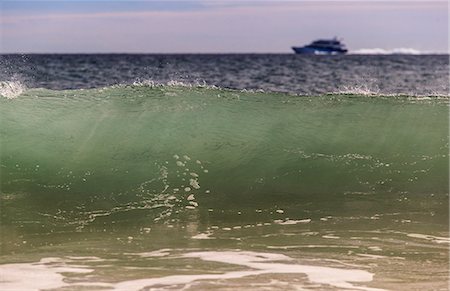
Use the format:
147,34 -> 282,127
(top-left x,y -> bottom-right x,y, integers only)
1,51 -> 448,55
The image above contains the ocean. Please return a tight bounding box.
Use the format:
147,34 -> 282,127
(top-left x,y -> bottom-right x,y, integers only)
0,54 -> 449,290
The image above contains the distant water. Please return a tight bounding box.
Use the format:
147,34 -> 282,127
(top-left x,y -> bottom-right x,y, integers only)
0,54 -> 448,291
1,54 -> 449,95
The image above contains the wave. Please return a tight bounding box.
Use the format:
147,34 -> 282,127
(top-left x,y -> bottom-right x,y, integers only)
1,85 -> 448,229
1,80 -> 448,100
0,81 -> 26,99
351,48 -> 435,55
331,85 -> 449,98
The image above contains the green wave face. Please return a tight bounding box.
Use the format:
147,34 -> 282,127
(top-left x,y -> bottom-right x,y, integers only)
1,86 -> 448,231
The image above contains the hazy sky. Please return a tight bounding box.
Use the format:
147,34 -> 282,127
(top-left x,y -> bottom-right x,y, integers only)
0,1 -> 448,53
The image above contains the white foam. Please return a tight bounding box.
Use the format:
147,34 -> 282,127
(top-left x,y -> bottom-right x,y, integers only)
0,81 -> 26,99
356,253 -> 405,261
108,251 -> 384,290
181,251 -> 383,291
189,178 -> 200,189
65,256 -> 104,262
189,201 -> 198,207
0,251 -> 384,291
191,232 -> 215,240
0,257 -> 93,291
356,254 -> 389,260
275,218 -> 311,225
322,234 -> 340,239
407,233 -> 450,244
127,249 -> 171,257
333,84 -> 380,96
351,48 -> 424,55
267,245 -> 360,249
133,79 -> 218,90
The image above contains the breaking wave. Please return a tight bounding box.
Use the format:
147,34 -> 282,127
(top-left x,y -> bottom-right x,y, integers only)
0,81 -> 26,99
1,84 -> 448,230
351,48 -> 438,55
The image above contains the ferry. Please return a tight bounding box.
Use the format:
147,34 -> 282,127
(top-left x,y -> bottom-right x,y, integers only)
292,38 -> 348,55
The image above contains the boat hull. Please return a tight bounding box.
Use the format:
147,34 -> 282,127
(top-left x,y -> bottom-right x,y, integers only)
292,46 -> 347,55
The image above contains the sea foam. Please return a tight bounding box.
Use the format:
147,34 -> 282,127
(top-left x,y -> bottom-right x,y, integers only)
0,251 -> 385,291
351,48 -> 424,55
0,81 -> 26,99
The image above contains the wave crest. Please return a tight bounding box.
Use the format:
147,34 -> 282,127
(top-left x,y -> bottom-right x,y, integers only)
131,79 -> 219,89
351,48 -> 426,55
332,84 -> 381,96
0,81 -> 26,99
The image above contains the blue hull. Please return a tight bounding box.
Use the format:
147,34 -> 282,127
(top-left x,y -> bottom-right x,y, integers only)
292,46 -> 347,55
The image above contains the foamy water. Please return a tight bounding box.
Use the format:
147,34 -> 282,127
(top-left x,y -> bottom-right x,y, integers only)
0,81 -> 26,99
0,251 -> 385,291
350,48 -> 425,55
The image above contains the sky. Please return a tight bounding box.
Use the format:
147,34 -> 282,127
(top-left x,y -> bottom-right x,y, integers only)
0,1 -> 448,53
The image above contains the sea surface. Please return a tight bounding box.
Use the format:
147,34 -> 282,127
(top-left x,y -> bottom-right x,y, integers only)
0,54 -> 449,290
